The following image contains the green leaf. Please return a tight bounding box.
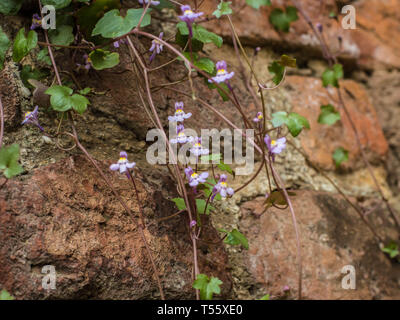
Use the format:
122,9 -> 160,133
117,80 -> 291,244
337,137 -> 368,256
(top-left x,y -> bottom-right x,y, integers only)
264,190 -> 288,209
322,63 -> 343,88
77,0 -> 121,39
222,229 -> 249,249
48,25 -> 74,49
332,147 -> 348,167
196,199 -> 215,215
42,0 -> 72,9
175,28 -> 204,52
89,49 -> 119,70
318,104 -> 341,125
0,144 -> 23,179
195,58 -> 215,74
171,198 -> 186,211
92,8 -> 152,38
213,1 -> 233,18
193,274 -> 223,300
45,85 -> 89,114
79,87 -> 91,95
37,49 -> 52,65
12,29 -> 38,63
268,61 -> 285,85
271,111 -> 288,128
0,0 -> 23,15
381,242 -> 399,259
246,0 -> 271,9
269,6 -> 298,32
217,162 -> 234,176
193,24 -> 223,48
260,294 -> 270,300
0,289 -> 14,300
156,0 -> 174,9
0,27 -> 10,70
286,112 -> 310,137
278,54 -> 297,68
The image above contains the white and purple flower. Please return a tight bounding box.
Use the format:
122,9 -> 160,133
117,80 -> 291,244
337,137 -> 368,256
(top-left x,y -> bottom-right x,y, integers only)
212,174 -> 234,200
264,134 -> 286,158
138,0 -> 160,6
77,54 -> 92,71
110,151 -> 136,174
168,102 -> 192,122
253,112 -> 263,123
170,124 -> 194,144
30,14 -> 42,30
179,5 -> 204,24
208,60 -> 235,84
189,137 -> 209,157
21,106 -> 44,131
149,32 -> 164,63
185,166 -> 208,187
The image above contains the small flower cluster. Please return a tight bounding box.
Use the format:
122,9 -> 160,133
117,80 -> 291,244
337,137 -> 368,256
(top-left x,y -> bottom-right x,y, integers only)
209,61 -> 234,84
149,32 -> 164,63
30,14 -> 42,30
21,106 -> 44,131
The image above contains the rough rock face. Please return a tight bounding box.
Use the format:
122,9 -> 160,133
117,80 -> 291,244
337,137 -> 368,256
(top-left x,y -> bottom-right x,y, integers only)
200,0 -> 400,68
0,156 -> 231,299
239,191 -> 400,300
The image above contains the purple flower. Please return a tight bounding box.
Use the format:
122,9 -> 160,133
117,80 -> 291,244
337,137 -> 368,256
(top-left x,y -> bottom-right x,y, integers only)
185,166 -> 208,187
138,0 -> 160,5
253,112 -> 263,123
179,5 -> 203,24
21,106 -> 44,131
170,124 -> 194,144
212,174 -> 234,200
264,134 -> 286,159
189,137 -> 209,157
190,220 -> 197,228
109,151 -> 136,174
113,38 -> 127,48
208,60 -> 234,84
77,54 -> 92,71
168,101 -> 192,122
149,32 -> 164,63
30,14 -> 42,30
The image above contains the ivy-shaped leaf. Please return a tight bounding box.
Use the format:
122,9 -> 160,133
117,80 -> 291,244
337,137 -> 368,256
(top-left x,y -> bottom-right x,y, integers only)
89,49 -> 120,70
318,104 -> 341,125
171,197 -> 186,211
0,0 -> 24,15
332,147 -> 348,167
271,111 -> 310,137
48,25 -> 74,49
246,0 -> 271,10
0,289 -> 14,300
221,229 -> 249,249
381,242 -> 399,259
177,22 -> 223,48
92,8 -> 152,38
12,29 -> 38,63
0,27 -> 10,70
277,54 -> 297,68
0,144 -> 23,179
217,162 -> 234,176
213,1 -> 233,18
264,190 -> 287,209
268,61 -> 285,85
45,85 -> 90,114
269,6 -> 298,32
196,199 -> 215,215
20,65 -> 49,89
41,0 -> 72,9
37,49 -> 52,65
193,274 -> 223,300
286,112 -> 310,137
322,63 -> 343,88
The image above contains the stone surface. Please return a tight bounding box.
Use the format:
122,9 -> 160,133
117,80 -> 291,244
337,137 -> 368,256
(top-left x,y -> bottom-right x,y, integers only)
238,190 -> 400,300
0,156 -> 231,299
284,76 -> 388,170
198,0 -> 400,69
